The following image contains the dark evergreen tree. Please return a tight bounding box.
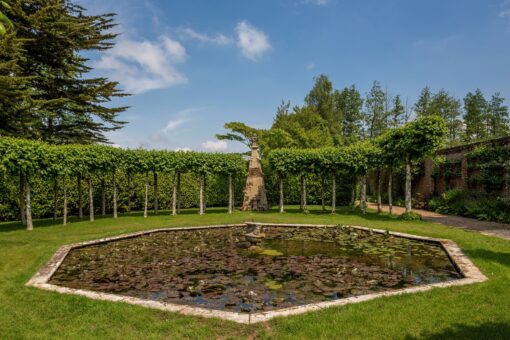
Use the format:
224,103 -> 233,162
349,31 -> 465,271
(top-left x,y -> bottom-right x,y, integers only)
335,85 -> 364,143
2,0 -> 128,144
414,86 -> 433,117
364,81 -> 388,138
389,95 -> 404,128
430,90 -> 463,143
463,89 -> 488,142
486,93 -> 509,138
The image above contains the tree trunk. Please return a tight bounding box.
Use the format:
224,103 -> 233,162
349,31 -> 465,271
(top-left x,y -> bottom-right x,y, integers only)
321,176 -> 326,211
388,170 -> 393,215
63,177 -> 68,225
203,176 -> 207,213
19,172 -> 26,226
377,170 -> 382,213
172,172 -> 178,216
78,175 -> 83,219
228,174 -> 233,214
25,174 -> 33,231
144,173 -> 148,218
331,175 -> 336,214
199,174 -> 204,215
405,154 -> 412,213
300,175 -> 307,212
53,177 -> 58,220
360,175 -> 367,215
113,172 -> 118,218
88,178 -> 94,222
279,177 -> 284,213
127,172 -> 132,213
177,172 -> 182,213
101,178 -> 106,216
351,178 -> 356,212
153,172 -> 158,215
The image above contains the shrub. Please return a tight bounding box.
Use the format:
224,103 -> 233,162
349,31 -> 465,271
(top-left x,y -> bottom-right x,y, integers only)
398,211 -> 423,221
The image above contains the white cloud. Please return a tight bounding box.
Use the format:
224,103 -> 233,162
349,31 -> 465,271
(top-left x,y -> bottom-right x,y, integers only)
179,28 -> 231,45
306,62 -> 316,70
202,140 -> 228,152
174,147 -> 192,152
236,21 -> 271,61
94,35 -> 187,93
301,0 -> 330,5
162,118 -> 189,133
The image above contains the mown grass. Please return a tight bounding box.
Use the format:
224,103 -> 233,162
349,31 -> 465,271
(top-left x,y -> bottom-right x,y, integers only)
1,206 -> 509,339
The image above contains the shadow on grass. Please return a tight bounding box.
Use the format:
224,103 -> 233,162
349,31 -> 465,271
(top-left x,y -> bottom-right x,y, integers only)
468,249 -> 510,267
405,322 -> 510,339
0,205 -> 401,233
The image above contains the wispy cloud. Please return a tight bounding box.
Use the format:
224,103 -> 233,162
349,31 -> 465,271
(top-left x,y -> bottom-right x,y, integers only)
94,35 -> 187,93
306,62 -> 316,71
178,28 -> 232,45
301,0 -> 330,5
236,21 -> 271,61
202,140 -> 228,152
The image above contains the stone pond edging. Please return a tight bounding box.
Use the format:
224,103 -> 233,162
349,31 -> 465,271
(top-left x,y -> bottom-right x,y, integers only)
26,222 -> 487,324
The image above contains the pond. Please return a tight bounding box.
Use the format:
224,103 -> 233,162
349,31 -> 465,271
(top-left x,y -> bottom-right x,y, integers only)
49,225 -> 461,313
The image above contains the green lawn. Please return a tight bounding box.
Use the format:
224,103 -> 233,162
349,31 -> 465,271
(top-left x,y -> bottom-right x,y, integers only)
1,206 -> 509,339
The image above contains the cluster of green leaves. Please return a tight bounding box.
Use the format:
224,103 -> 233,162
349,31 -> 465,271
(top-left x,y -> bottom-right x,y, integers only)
0,1 -> 12,35
0,137 -> 246,178
465,145 -> 510,192
268,116 -> 447,177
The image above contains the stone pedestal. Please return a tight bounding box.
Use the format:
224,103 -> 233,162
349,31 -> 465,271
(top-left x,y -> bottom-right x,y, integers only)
241,137 -> 269,211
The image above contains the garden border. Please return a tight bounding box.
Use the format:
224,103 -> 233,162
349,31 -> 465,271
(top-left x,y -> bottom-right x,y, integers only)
26,222 -> 487,324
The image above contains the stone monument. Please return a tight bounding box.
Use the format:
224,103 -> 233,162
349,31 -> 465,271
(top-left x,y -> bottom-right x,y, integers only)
241,136 -> 269,211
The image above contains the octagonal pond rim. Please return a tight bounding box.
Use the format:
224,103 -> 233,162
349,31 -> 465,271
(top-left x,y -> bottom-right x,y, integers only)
27,222 -> 487,324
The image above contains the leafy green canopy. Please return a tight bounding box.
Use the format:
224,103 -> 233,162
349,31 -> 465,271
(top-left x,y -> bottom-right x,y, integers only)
0,138 -> 246,178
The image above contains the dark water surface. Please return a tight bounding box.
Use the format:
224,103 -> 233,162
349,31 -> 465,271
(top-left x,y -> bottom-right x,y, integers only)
50,225 -> 461,312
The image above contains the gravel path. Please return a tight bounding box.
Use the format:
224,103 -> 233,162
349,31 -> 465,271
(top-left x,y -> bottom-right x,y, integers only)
367,203 -> 510,241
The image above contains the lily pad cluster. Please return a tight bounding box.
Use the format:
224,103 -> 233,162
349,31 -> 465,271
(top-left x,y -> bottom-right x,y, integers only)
50,225 -> 460,313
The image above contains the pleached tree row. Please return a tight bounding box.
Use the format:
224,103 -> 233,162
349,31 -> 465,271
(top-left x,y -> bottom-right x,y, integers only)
0,138 -> 246,230
267,116 -> 447,216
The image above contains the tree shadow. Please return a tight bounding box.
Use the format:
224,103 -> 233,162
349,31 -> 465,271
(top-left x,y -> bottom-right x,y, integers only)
404,322 -> 510,339
467,248 -> 510,268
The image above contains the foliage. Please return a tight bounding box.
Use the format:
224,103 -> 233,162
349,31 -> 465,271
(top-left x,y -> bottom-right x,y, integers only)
0,0 -> 128,143
428,189 -> 510,224
398,211 -> 423,221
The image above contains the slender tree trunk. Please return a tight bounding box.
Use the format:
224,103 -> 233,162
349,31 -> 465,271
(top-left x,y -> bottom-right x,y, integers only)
279,177 -> 284,213
88,178 -> 94,222
153,172 -> 158,215
300,175 -> 307,212
377,170 -> 382,213
20,172 -> 26,226
388,170 -> 393,215
127,172 -> 132,213
78,175 -> 83,219
177,172 -> 181,213
26,174 -> 33,231
228,174 -> 233,214
405,154 -> 412,213
63,177 -> 68,226
113,172 -> 118,218
199,174 -> 204,215
331,175 -> 336,214
203,176 -> 207,213
360,175 -> 367,215
144,173 -> 148,218
172,172 -> 178,216
53,177 -> 58,220
101,178 -> 106,216
321,176 -> 326,211
351,177 -> 357,212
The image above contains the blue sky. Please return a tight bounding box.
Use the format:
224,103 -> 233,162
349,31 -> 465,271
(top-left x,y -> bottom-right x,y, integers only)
79,0 -> 510,152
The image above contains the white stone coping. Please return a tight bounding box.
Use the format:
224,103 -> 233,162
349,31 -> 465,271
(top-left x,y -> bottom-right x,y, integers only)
26,222 -> 487,324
